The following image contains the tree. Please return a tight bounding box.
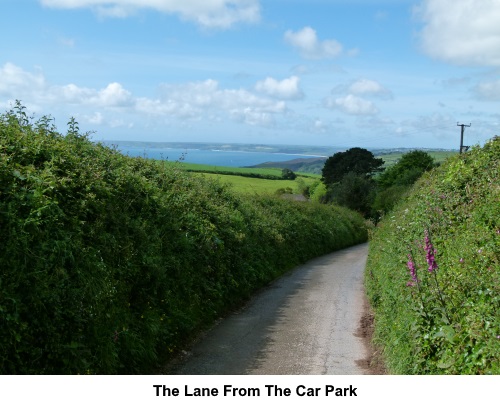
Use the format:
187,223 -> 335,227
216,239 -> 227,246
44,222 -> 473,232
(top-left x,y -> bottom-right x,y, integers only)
371,184 -> 409,216
281,168 -> 297,180
371,150 -> 437,218
321,147 -> 384,186
326,172 -> 376,215
377,150 -> 436,189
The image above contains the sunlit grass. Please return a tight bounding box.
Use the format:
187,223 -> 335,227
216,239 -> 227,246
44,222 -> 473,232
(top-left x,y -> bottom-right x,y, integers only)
196,173 -> 317,195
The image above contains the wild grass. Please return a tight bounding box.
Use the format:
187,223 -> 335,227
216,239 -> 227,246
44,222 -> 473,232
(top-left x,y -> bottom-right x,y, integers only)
193,172 -> 316,195
366,138 -> 500,374
169,162 -> 285,177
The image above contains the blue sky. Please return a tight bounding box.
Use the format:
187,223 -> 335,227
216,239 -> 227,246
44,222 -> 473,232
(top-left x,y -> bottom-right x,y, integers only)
1,0 -> 499,149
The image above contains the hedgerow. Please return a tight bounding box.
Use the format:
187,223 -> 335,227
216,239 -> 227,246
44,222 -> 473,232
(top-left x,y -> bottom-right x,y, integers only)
0,104 -> 368,374
184,168 -> 283,180
366,137 -> 500,374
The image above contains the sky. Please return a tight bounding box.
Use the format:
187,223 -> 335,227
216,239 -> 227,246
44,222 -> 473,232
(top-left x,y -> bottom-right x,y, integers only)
1,0 -> 500,149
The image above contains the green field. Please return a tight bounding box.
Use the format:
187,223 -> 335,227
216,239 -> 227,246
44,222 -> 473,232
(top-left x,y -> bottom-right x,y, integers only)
195,172 -> 317,195
172,162 -> 285,177
161,161 -> 321,195
167,153 -> 459,196
376,150 -> 457,167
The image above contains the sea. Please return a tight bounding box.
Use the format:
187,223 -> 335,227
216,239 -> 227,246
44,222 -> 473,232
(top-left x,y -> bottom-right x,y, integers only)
115,145 -> 325,168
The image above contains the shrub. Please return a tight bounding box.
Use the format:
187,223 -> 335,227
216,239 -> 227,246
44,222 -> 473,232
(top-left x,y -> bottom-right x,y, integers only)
325,172 -> 376,217
0,105 -> 368,374
371,185 -> 410,217
309,181 -> 327,203
281,168 -> 297,180
377,150 -> 436,189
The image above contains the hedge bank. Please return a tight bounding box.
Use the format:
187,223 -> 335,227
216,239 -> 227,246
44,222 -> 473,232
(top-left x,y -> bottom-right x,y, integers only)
0,107 -> 367,374
366,138 -> 499,374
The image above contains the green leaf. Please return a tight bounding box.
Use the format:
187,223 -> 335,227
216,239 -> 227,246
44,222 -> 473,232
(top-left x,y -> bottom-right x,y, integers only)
437,358 -> 455,369
12,169 -> 26,180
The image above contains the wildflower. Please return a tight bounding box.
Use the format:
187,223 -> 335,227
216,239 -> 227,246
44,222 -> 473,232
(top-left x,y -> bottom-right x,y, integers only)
407,253 -> 418,284
459,258 -> 464,264
424,229 -> 438,273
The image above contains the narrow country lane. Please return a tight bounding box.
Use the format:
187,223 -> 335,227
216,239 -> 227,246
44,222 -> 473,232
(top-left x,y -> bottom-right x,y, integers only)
165,243 -> 370,375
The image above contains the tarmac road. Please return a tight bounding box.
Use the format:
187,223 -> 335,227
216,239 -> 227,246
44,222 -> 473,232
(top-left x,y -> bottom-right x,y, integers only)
166,243 -> 370,375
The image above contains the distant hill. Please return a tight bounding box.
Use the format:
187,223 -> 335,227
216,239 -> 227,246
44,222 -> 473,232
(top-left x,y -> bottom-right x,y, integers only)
104,140 -> 340,156
245,157 -> 327,174
245,149 -> 458,175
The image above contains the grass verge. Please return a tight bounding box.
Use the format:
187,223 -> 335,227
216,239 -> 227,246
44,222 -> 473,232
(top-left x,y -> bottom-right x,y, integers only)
366,138 -> 500,374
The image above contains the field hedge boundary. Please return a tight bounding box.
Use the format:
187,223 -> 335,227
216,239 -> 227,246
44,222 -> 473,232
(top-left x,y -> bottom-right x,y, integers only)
0,107 -> 368,374
184,168 -> 284,180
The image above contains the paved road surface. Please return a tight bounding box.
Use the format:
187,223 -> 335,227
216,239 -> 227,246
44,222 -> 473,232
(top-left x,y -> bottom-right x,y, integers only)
167,243 -> 369,375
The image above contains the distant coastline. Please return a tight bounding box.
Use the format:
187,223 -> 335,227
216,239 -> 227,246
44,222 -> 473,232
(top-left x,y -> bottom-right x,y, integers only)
102,140 -> 457,170
103,140 -> 456,155
102,140 -> 342,157
104,141 -> 332,168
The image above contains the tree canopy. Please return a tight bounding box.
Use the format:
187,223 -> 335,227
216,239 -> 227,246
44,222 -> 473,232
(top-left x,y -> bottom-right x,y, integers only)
281,168 -> 297,180
321,147 -> 384,185
377,150 -> 436,188
327,172 -> 376,215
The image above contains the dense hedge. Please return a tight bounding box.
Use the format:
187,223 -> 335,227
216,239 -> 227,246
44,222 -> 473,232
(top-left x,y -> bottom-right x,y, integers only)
0,107 -> 368,374
366,138 -> 500,374
185,168 -> 283,180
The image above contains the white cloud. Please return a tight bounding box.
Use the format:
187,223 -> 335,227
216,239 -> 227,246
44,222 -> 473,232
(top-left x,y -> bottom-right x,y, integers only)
397,113 -> 456,138
58,82 -> 134,107
0,63 -> 135,110
230,109 -> 275,127
109,118 -> 134,128
326,78 -> 390,116
59,83 -> 94,103
84,111 -> 104,125
151,79 -> 287,126
332,78 -> 392,98
39,0 -> 260,28
284,27 -> 343,59
96,82 -> 134,106
0,62 -> 46,96
254,76 -> 304,100
312,119 -> 328,133
324,94 -> 378,115
474,79 -> 500,101
0,62 -> 289,129
416,0 -> 500,66
349,79 -> 391,98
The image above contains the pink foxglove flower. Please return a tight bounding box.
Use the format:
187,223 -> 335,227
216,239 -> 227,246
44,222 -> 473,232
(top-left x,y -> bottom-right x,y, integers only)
424,230 -> 438,273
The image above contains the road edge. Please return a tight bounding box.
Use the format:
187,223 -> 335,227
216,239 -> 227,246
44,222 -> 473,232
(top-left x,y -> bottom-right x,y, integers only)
355,291 -> 387,375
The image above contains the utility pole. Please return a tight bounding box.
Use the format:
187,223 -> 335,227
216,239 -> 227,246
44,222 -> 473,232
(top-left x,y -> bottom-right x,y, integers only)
457,122 -> 471,153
